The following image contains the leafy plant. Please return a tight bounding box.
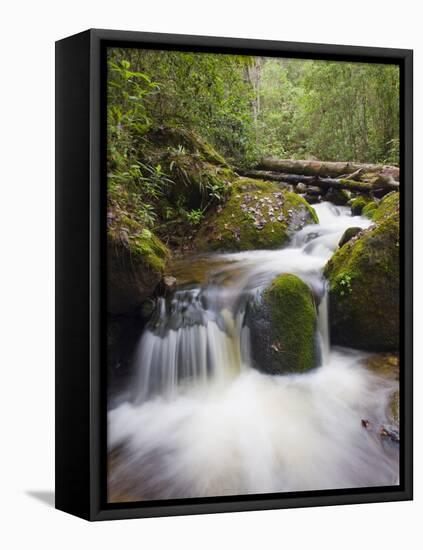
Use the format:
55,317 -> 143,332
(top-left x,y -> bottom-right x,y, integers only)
184,209 -> 204,226
338,274 -> 353,296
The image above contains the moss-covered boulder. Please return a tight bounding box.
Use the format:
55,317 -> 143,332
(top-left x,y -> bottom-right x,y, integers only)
324,203 -> 399,351
194,178 -> 318,252
108,227 -> 169,314
362,200 -> 379,219
371,192 -> 400,222
246,274 -> 318,374
350,195 -> 372,216
338,227 -> 363,248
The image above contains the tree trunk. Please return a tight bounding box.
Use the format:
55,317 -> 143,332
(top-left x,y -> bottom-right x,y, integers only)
241,170 -> 399,194
258,158 -> 399,181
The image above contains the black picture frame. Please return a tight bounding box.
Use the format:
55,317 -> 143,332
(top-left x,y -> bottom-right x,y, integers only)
55,28 -> 413,521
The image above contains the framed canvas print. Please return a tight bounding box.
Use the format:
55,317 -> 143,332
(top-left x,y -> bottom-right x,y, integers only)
55,29 -> 413,521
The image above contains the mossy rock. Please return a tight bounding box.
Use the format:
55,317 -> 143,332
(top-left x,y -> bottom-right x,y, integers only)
338,227 -> 363,248
371,192 -> 399,223
351,195 -> 371,216
194,178 -> 318,252
362,200 -> 379,219
324,208 -> 399,351
325,187 -> 350,206
360,193 -> 400,222
108,228 -> 169,314
246,274 -> 318,374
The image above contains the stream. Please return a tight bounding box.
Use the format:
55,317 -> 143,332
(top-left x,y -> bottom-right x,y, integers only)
108,202 -> 400,501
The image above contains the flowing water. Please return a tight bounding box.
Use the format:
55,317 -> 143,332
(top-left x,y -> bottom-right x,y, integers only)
108,202 -> 400,501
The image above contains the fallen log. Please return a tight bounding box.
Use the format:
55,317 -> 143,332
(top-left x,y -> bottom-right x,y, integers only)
258,158 -> 399,181
241,170 -> 399,194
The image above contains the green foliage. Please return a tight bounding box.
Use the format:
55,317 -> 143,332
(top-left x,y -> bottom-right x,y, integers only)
184,209 -> 204,226
255,58 -> 399,164
338,274 -> 353,296
109,48 -> 257,164
107,47 -> 400,259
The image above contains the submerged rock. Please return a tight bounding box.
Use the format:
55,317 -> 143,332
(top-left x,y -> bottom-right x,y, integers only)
194,178 -> 318,252
246,274 -> 318,374
364,353 -> 399,380
324,198 -> 399,351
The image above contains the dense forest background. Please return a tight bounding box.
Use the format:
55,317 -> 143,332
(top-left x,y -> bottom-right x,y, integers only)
108,48 -> 399,167
107,48 -> 399,248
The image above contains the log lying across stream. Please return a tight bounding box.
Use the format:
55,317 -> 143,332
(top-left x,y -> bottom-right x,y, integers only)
258,158 -> 400,181
242,170 -> 399,194
241,158 -> 400,196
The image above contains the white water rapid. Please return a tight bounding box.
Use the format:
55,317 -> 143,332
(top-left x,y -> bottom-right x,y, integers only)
108,202 -> 399,501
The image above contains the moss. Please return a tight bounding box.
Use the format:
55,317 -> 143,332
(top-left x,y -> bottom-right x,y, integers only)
130,228 -> 169,272
107,223 -> 170,314
264,274 -> 317,373
194,182 -> 318,252
339,179 -> 373,193
232,177 -> 278,193
350,196 -> 371,216
371,192 -> 399,223
324,209 -> 399,351
362,200 -> 378,219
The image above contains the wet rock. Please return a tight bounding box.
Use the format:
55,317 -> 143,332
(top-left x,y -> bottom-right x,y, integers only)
350,195 -> 371,216
295,182 -> 308,194
138,298 -> 156,321
325,187 -> 350,206
107,231 -> 169,315
364,353 -> 399,380
324,202 -> 399,351
163,275 -> 177,291
304,193 -> 321,204
246,274 -> 318,374
306,186 -> 322,196
338,227 -> 362,248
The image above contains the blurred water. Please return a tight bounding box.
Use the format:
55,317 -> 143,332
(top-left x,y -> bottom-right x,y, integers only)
108,202 -> 398,501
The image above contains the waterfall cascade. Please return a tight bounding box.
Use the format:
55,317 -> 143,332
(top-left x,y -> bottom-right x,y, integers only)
132,202 -> 367,401
108,202 -> 399,501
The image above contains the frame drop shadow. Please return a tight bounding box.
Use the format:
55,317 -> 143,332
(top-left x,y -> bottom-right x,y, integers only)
26,490 -> 55,508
